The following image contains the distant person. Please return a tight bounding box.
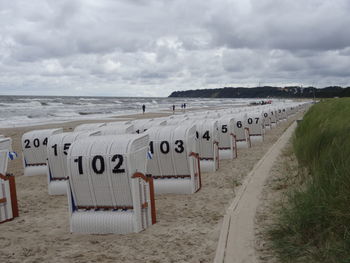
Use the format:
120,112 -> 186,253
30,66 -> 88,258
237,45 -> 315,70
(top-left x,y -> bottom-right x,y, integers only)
183,103 -> 186,110
142,104 -> 146,114
172,104 -> 175,114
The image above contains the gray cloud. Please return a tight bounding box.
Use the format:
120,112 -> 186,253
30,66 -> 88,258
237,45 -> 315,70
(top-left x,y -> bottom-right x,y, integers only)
0,0 -> 349,97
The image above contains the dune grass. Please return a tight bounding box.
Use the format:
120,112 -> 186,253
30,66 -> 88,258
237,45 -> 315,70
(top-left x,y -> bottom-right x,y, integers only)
268,98 -> 350,263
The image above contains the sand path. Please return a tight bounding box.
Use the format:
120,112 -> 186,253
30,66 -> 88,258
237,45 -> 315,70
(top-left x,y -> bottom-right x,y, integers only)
214,121 -> 298,263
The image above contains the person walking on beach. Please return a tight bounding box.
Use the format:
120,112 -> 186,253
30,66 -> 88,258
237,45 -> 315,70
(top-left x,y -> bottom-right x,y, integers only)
172,104 -> 175,114
142,104 -> 146,114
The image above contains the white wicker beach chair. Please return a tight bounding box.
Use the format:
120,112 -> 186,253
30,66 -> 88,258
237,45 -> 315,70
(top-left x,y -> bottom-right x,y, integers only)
244,112 -> 265,144
186,119 -> 219,172
262,111 -> 272,130
216,116 -> 237,159
22,128 -> 63,176
269,108 -> 278,127
46,131 -> 100,195
67,134 -> 156,234
276,107 -> 288,121
145,125 -> 201,194
232,114 -> 251,149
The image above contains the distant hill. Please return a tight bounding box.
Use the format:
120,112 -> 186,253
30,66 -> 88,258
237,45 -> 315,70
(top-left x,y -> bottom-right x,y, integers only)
168,86 -> 350,98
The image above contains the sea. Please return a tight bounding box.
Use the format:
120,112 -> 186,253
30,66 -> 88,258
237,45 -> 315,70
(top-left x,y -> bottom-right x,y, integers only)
0,95 -> 258,128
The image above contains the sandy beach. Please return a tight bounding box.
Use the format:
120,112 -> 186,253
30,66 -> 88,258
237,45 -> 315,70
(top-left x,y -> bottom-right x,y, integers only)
0,111 -> 301,263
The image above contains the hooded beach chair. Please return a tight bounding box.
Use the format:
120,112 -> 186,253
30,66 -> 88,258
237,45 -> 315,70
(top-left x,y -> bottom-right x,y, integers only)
244,112 -> 265,144
262,110 -> 272,130
232,114 -> 251,149
268,108 -> 278,127
216,116 -> 237,159
66,134 -> 156,234
276,107 -> 288,121
185,119 -> 219,172
46,131 -> 101,195
145,125 -> 201,194
22,128 -> 63,176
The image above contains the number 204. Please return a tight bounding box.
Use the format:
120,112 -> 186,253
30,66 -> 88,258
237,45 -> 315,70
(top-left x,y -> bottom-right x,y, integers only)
73,154 -> 125,175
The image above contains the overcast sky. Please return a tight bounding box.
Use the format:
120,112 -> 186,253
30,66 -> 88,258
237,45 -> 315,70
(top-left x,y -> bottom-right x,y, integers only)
1,0 -> 349,97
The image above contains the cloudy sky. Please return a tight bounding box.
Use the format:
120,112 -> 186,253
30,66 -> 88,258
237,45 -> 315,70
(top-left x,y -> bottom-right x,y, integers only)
0,0 -> 349,97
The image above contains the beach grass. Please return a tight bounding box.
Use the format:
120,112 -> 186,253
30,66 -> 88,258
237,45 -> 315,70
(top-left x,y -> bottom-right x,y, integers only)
268,98 -> 350,262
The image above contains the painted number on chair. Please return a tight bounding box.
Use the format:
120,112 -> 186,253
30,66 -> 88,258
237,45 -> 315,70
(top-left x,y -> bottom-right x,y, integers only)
175,140 -> 184,153
221,125 -> 228,133
24,137 -> 48,149
203,131 -> 210,141
73,154 -> 125,175
236,121 -> 242,128
149,140 -> 185,154
50,143 -> 71,156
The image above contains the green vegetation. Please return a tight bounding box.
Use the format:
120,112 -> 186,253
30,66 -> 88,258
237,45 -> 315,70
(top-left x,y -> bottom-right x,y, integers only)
269,98 -> 350,263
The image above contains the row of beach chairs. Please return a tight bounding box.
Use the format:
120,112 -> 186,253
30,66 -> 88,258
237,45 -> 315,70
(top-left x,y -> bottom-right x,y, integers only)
15,102 -> 310,233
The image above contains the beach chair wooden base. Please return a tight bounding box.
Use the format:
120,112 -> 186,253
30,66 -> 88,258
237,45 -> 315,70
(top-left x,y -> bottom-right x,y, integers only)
0,174 -> 19,224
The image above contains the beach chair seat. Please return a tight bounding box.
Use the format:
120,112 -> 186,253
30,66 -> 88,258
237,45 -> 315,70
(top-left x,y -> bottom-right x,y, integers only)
74,123 -> 107,132
244,113 -> 265,144
232,115 -> 251,149
145,125 -> 201,194
0,174 -> 19,224
217,116 -> 237,159
46,131 -> 100,195
67,134 -> 156,234
22,128 -> 63,176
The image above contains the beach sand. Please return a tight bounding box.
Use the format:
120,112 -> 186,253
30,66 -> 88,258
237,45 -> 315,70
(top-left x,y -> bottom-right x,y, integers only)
0,111 -> 300,263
